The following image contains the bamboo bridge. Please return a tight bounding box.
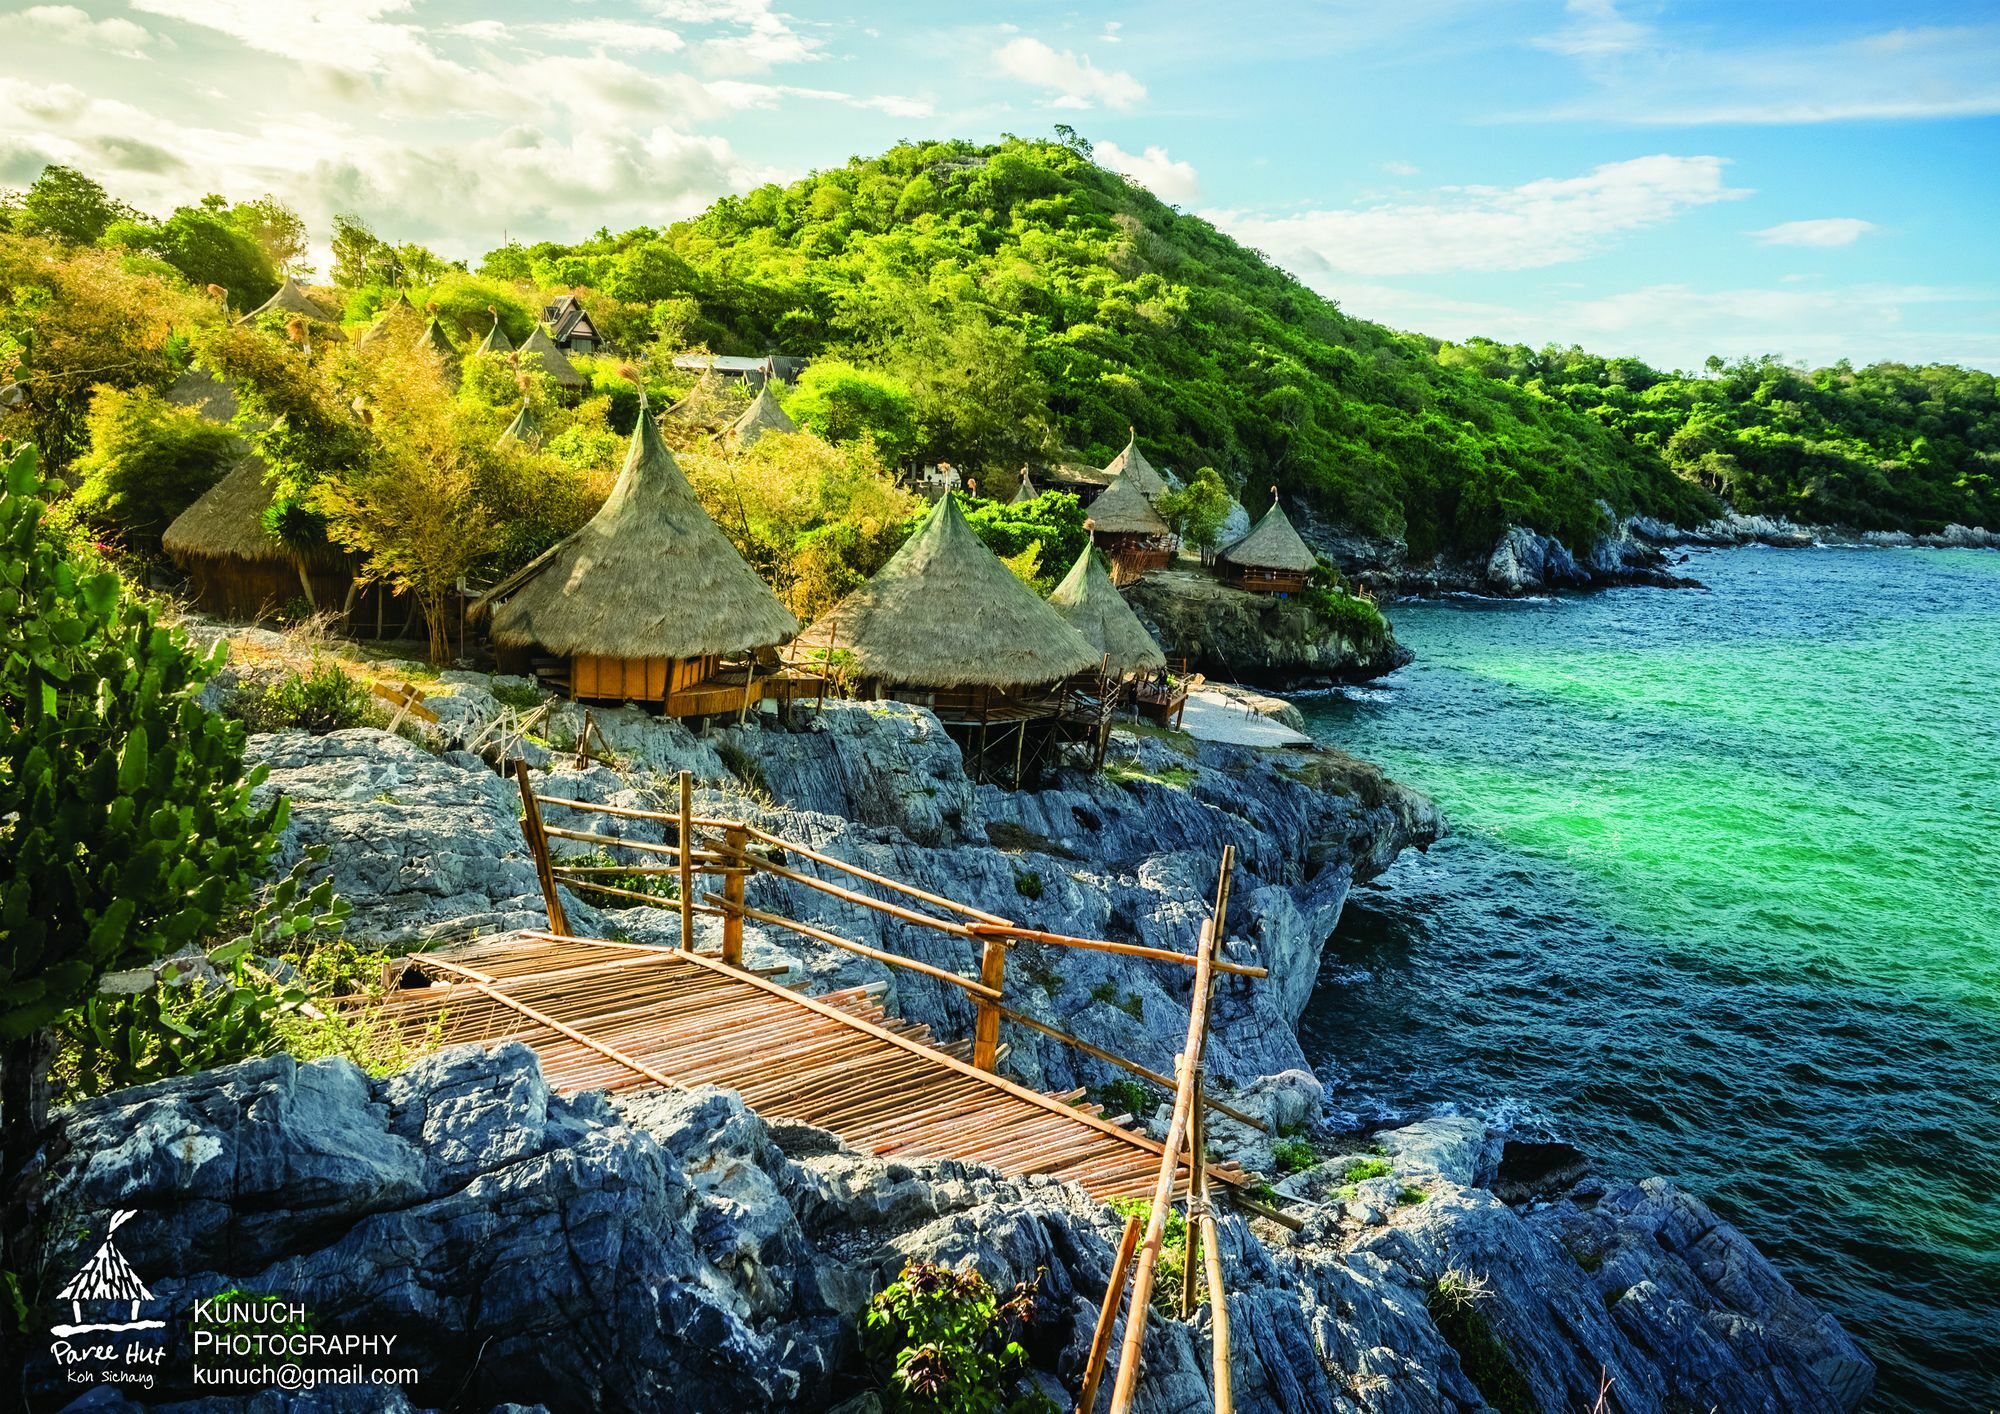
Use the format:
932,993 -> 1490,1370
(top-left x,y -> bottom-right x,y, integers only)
370,766 -> 1267,1409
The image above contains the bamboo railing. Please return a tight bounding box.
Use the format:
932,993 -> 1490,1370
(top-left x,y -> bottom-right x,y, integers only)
512,771 -> 1259,1411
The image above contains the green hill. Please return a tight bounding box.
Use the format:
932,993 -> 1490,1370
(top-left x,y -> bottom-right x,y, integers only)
481,136 -> 1723,560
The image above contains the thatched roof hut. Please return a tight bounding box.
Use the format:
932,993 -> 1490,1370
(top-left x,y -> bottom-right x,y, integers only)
726,386 -> 798,449
1101,430 -> 1168,499
237,276 -> 338,327
1008,467 -> 1038,506
478,404 -> 796,709
806,494 -> 1098,690
1218,492 -> 1318,593
1085,473 -> 1169,537
518,326 -> 586,389
496,400 -> 542,450
476,314 -> 515,356
164,366 -> 239,423
356,294 -> 420,350
161,454 -> 336,620
418,317 -> 457,358
1049,545 -> 1166,678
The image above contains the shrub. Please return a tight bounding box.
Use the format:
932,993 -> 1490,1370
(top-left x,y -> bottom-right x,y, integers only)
787,361 -> 920,464
232,657 -> 381,734
1011,869 -> 1043,900
1,444 -> 284,1200
1107,1198 -> 1187,1313
861,1260 -> 1052,1414
68,385 -> 242,555
1396,1184 -> 1430,1206
1273,1138 -> 1319,1174
1428,1268 -> 1536,1414
1341,1157 -> 1393,1183
1305,583 -> 1391,649
1094,1078 -> 1153,1120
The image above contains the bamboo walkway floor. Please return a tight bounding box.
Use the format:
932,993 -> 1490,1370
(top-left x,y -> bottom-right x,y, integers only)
370,930 -> 1250,1201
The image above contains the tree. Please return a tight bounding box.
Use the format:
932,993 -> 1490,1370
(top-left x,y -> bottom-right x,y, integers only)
225,195 -> 309,275
1155,466 -> 1234,555
331,214 -> 400,288
0,444 -> 284,1220
150,206 -> 281,309
17,165 -> 129,246
69,386 -> 242,555
786,361 -> 919,464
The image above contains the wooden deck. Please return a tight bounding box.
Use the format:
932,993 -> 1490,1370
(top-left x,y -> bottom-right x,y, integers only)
374,930 -> 1248,1201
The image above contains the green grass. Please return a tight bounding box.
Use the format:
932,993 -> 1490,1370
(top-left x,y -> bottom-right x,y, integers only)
1088,981 -> 1144,1021
1342,1157 -> 1394,1183
1428,1269 -> 1536,1414
490,680 -> 543,711
1108,1198 -> 1187,1312
1272,1138 -> 1318,1174
1012,868 -> 1043,899
1396,1185 -> 1430,1207
1094,1078 -> 1154,1120
1103,760 -> 1198,790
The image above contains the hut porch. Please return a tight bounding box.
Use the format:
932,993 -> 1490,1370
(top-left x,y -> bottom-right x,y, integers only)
1221,565 -> 1309,595
1098,536 -> 1173,585
555,653 -> 773,718
869,681 -> 1103,787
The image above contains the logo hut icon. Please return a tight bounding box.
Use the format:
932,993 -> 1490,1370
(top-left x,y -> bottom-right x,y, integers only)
52,1211 -> 164,1336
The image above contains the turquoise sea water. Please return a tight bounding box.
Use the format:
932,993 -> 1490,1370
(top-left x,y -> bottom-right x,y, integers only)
1294,546 -> 2000,1410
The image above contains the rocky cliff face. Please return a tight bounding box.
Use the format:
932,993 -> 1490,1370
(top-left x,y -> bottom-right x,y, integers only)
38,1045 -> 1871,1414
1123,571 -> 1410,686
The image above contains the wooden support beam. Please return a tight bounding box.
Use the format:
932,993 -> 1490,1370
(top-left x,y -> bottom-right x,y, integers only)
514,760 -> 569,936
1078,1212 -> 1143,1414
721,824 -> 748,968
972,935 -> 1008,1071
994,1004 -> 1270,1133
678,769 -> 694,950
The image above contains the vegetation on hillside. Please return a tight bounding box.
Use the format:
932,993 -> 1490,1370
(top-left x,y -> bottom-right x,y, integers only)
1439,341 -> 1999,533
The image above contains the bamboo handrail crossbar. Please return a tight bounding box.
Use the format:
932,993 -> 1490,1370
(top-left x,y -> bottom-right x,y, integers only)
971,922 -> 1267,979
739,854 -> 981,938
539,825 -> 726,863
557,878 -> 729,912
994,1005 -> 1270,1133
531,795 -> 739,831
737,823 -> 1012,925
702,893 -> 1002,1001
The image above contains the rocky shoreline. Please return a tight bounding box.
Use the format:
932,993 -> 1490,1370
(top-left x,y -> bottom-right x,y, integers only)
32,647 -> 1874,1412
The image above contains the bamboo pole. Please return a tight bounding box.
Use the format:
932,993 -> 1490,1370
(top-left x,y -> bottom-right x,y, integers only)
993,1005 -> 1270,1132
738,825 -> 1012,924
741,852 -> 981,938
972,936 -> 1009,1071
1077,1212 -> 1144,1414
1202,1212 -> 1233,1414
721,824 -> 748,967
514,761 -> 570,936
969,922 -> 1266,978
678,770 -> 694,950
704,894 -> 1001,1001
1179,1073 -> 1205,1318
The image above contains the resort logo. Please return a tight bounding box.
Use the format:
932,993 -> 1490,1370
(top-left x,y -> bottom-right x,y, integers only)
49,1210 -> 167,1389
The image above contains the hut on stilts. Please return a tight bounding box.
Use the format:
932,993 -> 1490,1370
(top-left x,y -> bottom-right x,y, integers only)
725,385 -> 797,450
162,456 -> 346,621
1047,543 -> 1179,744
1101,428 -> 1170,500
473,399 -> 799,717
799,495 -> 1101,786
1082,472 -> 1175,584
1217,489 -> 1318,595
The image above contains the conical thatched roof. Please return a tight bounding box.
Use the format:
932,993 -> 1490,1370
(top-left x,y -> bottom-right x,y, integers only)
476,315 -> 515,356
357,294 -> 421,349
1049,545 -> 1166,677
1008,467 -> 1037,506
479,407 -> 797,658
57,1213 -> 150,1304
162,455 -> 288,566
1102,430 -> 1168,498
1084,471 -> 1170,536
727,386 -> 797,449
1221,495 -> 1318,573
164,366 -> 239,424
418,317 -> 457,358
806,494 -> 1099,690
237,276 -> 336,326
496,400 -> 542,450
518,325 -> 585,388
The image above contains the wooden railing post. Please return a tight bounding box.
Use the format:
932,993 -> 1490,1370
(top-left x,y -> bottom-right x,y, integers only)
972,936 -> 1008,1070
721,823 -> 748,967
1179,1071 -> 1206,1318
677,769 -> 695,950
514,759 -> 570,936
1077,1213 -> 1143,1414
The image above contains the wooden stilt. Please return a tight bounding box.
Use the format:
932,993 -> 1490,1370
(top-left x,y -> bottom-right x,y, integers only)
513,760 -> 570,936
972,936 -> 1008,1070
721,824 -> 747,968
678,769 -> 695,950
1077,1213 -> 1144,1414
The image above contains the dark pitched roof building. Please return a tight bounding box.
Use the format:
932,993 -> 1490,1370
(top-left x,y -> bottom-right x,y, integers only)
541,295 -> 601,354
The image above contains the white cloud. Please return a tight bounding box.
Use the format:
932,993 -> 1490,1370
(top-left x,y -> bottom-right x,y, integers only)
1097,142 -> 1200,204
19,5 -> 155,58
1751,218 -> 1876,248
457,19 -> 687,55
1533,0 -> 1653,58
1528,20 -> 2000,123
1381,160 -> 1420,177
994,37 -> 1144,110
1214,155 -> 1749,278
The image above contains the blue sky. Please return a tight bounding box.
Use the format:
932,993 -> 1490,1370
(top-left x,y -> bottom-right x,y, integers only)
3,0 -> 1996,371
